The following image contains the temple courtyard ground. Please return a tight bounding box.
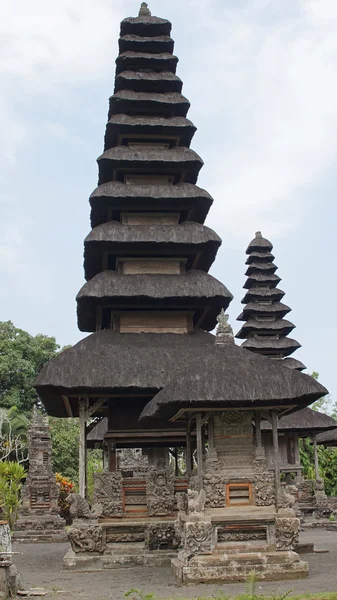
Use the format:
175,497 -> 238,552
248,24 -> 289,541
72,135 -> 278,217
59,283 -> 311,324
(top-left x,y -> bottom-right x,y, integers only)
13,530 -> 337,600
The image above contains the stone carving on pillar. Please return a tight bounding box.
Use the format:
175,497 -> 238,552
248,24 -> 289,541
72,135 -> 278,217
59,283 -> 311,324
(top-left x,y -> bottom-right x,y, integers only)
313,479 -> 332,519
203,469 -> 226,508
215,309 -> 234,345
176,489 -> 213,560
67,522 -> 106,553
146,523 -> 181,551
93,472 -> 123,517
278,484 -> 297,510
146,461 -> 175,516
184,520 -> 213,555
253,456 -> 276,507
275,516 -> 300,551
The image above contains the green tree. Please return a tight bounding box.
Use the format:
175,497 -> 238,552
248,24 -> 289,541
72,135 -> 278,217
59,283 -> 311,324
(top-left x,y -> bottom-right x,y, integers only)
49,417 -> 79,483
0,461 -> 26,529
0,321 -> 60,413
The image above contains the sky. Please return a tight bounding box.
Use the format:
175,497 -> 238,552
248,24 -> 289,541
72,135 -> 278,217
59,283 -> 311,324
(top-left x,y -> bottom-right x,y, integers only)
1,0 -> 337,405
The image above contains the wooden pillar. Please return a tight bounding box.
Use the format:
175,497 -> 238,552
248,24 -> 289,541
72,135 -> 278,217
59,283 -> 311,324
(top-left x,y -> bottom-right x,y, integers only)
196,414 -> 203,491
174,448 -> 179,476
312,434 -> 319,479
186,416 -> 192,478
272,410 -> 280,508
255,412 -> 262,449
208,415 -> 214,449
78,398 -> 88,498
108,442 -> 117,472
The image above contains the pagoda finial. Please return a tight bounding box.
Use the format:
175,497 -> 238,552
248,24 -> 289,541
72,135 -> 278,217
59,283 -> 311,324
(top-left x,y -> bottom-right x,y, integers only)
139,2 -> 151,16
215,309 -> 233,344
255,231 -> 262,238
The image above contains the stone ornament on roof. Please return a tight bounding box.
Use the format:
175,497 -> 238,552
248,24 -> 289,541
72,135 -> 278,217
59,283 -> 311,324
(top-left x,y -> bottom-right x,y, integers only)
255,231 -> 262,238
215,308 -> 233,344
139,2 -> 151,16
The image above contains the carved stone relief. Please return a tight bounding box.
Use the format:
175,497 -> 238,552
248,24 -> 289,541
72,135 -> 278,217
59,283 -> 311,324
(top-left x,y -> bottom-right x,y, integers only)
67,523 -> 106,553
146,466 -> 174,516
93,472 -> 123,517
146,523 -> 180,551
253,457 -> 276,507
184,521 -> 213,555
275,516 -> 300,551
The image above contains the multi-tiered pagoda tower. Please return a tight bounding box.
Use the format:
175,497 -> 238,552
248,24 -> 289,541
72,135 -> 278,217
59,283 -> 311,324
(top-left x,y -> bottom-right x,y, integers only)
236,232 -> 306,371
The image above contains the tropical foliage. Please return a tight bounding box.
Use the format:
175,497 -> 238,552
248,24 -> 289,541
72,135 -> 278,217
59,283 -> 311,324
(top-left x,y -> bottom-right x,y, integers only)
55,472 -> 75,524
0,461 -> 26,529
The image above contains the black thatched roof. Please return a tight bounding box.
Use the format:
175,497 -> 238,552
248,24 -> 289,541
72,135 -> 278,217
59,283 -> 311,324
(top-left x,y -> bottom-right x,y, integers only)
109,90 -> 190,119
139,345 -> 328,421
120,15 -> 171,38
115,70 -> 182,93
89,182 -> 213,227
116,52 -> 178,75
241,336 -> 301,356
282,357 -> 306,371
119,34 -> 174,55
237,301 -> 291,321
317,428 -> 337,446
84,221 -> 221,279
245,262 -> 277,275
97,146 -> 202,186
244,273 -> 281,288
87,418 -> 108,446
236,318 -> 295,338
104,115 -> 196,149
247,233 -> 273,253
76,269 -> 232,332
246,251 -> 275,264
242,287 -> 285,303
261,407 -> 337,434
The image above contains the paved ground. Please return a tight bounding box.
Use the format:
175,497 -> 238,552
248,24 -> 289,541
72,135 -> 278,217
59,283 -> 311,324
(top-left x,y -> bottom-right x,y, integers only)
13,530 -> 337,600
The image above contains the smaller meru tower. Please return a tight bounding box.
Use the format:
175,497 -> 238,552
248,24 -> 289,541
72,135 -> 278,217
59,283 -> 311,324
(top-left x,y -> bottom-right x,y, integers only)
236,232 -> 306,371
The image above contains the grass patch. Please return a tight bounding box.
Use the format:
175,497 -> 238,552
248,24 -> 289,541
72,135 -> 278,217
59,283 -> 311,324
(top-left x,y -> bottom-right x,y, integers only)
124,590 -> 337,600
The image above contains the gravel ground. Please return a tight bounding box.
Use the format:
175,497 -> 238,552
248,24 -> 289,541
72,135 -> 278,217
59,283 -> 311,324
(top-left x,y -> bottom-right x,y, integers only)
13,529 -> 337,600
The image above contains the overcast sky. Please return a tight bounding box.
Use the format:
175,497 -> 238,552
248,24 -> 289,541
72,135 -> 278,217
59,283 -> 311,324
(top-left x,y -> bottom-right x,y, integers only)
1,0 -> 336,405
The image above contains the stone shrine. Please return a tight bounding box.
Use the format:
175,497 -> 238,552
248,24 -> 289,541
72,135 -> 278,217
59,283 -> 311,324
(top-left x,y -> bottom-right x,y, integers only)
35,3 -> 328,583
13,408 -> 66,542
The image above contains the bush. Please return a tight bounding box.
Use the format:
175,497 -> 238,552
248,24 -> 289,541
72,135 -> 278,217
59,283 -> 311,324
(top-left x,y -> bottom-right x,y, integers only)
55,472 -> 75,524
0,461 -> 26,529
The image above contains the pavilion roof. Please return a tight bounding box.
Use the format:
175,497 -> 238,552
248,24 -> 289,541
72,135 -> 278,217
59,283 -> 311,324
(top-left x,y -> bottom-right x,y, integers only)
316,428 -> 337,446
261,407 -> 337,435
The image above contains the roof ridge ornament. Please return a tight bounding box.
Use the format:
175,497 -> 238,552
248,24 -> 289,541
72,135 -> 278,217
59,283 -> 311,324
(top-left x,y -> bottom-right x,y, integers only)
255,231 -> 262,238
139,2 -> 151,16
215,309 -> 234,344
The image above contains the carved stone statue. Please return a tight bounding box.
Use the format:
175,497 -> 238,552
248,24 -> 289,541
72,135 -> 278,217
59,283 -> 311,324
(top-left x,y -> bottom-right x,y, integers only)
187,489 -> 205,516
278,484 -> 297,511
66,493 -> 94,520
67,523 -> 106,554
139,2 -> 151,16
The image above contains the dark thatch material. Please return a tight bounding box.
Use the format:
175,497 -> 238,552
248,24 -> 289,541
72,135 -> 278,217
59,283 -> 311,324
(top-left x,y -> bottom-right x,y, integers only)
242,287 -> 285,303
245,262 -> 277,275
241,337 -> 301,356
104,115 -> 196,149
120,15 -> 172,38
116,52 -> 178,75
34,330 -> 328,418
237,302 -> 291,320
89,182 -> 213,228
108,90 -> 190,119
139,346 -> 328,421
87,418 -> 108,447
236,319 -> 295,338
76,270 -> 232,332
83,221 -> 221,278
247,233 -> 273,253
115,70 -> 183,93
246,251 -> 275,264
97,146 -> 203,186
119,34 -> 174,55
243,273 -> 281,288
261,407 -> 337,435
317,428 -> 337,446
282,357 -> 306,371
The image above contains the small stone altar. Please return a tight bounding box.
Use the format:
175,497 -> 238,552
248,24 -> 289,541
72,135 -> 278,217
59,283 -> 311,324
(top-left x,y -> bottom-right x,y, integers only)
13,408 -> 66,543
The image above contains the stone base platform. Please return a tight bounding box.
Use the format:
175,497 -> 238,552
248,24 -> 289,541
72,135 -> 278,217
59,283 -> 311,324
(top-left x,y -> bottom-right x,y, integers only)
13,515 -> 67,543
172,549 -> 309,584
63,542 -> 176,571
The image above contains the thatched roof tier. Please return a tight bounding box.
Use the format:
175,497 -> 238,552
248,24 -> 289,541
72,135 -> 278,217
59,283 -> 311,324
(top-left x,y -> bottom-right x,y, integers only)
261,407 -> 337,435
282,357 -> 306,371
245,262 -> 277,275
84,221 -> 221,279
317,428 -> 337,446
115,71 -> 183,93
104,115 -> 196,150
236,319 -> 295,339
139,347 -> 328,421
242,287 -> 285,303
241,336 -> 301,356
237,302 -> 291,320
97,146 -> 203,186
115,52 -> 178,75
243,273 -> 281,289
90,182 -> 212,227
246,251 -> 275,264
34,329 -> 327,418
247,233 -> 273,253
108,90 -> 190,118
76,269 -> 232,331
87,418 -> 108,447
119,34 -> 174,55
120,15 -> 172,38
